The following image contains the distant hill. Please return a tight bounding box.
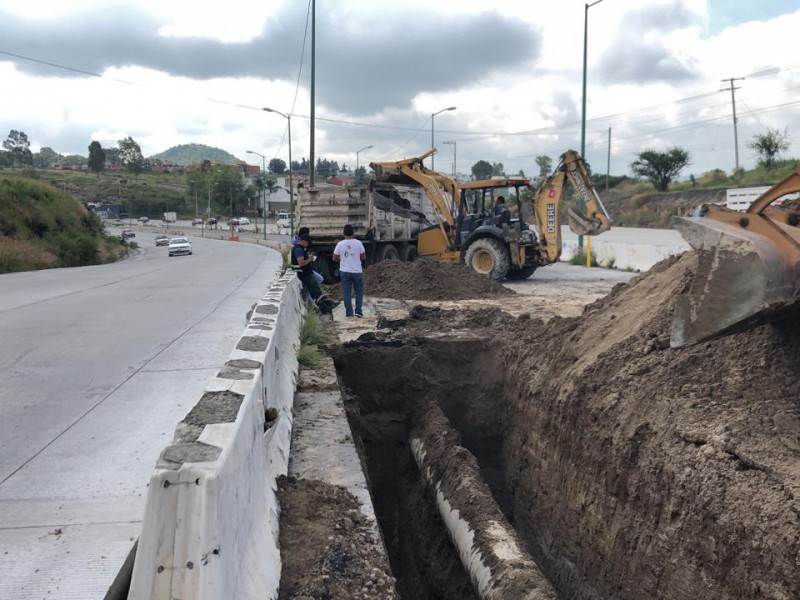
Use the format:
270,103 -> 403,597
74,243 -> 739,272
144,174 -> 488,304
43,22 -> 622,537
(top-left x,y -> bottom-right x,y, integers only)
149,144 -> 238,166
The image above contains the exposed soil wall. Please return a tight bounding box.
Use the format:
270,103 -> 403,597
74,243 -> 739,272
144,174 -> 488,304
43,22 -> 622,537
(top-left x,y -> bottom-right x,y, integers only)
330,254 -> 800,599
499,253 -> 800,599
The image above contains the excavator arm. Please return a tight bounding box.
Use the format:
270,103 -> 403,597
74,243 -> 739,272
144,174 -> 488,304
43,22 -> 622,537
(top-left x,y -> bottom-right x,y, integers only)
671,169 -> 800,347
533,150 -> 611,263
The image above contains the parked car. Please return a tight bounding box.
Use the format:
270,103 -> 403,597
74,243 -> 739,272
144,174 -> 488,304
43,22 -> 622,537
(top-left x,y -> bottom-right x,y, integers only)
168,237 -> 192,257
155,235 -> 169,246
276,211 -> 294,228
121,229 -> 136,239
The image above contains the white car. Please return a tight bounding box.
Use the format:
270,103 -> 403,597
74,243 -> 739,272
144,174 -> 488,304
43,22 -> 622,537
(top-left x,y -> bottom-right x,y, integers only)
168,237 -> 192,257
276,211 -> 294,228
236,217 -> 250,226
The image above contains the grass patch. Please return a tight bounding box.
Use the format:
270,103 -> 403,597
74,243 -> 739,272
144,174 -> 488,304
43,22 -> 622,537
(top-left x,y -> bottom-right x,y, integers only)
300,311 -> 333,346
568,250 -> 599,267
297,345 -> 323,367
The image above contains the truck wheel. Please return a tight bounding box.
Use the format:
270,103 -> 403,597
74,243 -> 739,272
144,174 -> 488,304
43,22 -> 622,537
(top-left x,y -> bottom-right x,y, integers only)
377,243 -> 400,262
505,266 -> 537,280
401,245 -> 418,262
317,253 -> 338,284
464,238 -> 510,280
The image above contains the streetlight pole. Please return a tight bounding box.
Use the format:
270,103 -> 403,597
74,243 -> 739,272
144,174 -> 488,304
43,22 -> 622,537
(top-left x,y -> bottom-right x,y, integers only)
580,0 -> 606,249
442,141 -> 457,177
263,107 -> 294,235
355,145 -> 373,183
431,106 -> 456,171
247,150 -> 267,240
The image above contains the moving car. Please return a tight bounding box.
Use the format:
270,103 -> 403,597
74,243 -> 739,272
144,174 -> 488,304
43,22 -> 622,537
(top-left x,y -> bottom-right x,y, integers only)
155,235 -> 169,246
121,229 -> 136,239
191,218 -> 204,226
237,217 -> 250,226
113,219 -> 124,226
276,211 -> 294,228
168,236 -> 192,257
139,216 -> 150,224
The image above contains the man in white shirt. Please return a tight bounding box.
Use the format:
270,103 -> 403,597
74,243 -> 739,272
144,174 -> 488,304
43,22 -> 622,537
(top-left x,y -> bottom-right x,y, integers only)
333,224 -> 367,317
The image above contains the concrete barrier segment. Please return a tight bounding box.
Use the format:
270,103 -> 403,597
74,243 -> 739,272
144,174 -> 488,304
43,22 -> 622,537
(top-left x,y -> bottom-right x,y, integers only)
129,272 -> 303,600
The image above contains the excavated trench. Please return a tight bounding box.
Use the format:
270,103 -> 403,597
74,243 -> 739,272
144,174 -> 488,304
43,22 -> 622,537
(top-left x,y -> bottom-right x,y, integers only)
333,337 -> 556,600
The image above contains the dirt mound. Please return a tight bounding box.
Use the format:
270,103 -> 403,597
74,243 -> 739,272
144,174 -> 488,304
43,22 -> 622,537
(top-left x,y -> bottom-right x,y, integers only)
364,260 -> 515,301
497,252 -> 800,599
277,476 -> 398,600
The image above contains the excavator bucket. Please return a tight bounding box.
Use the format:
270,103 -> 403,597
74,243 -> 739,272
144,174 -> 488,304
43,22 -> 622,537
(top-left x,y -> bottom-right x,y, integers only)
670,171 -> 800,347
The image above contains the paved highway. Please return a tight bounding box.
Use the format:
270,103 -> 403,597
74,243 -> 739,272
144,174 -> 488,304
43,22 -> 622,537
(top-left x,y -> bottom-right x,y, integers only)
0,232 -> 282,598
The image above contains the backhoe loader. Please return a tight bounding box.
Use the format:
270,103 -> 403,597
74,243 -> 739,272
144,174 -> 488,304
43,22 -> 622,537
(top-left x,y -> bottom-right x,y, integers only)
671,168 -> 800,347
370,149 -> 611,280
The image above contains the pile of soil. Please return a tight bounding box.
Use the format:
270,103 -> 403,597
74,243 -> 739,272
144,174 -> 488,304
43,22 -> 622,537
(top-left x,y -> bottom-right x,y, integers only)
494,252 -> 800,599
363,260 -> 515,301
277,476 -> 398,600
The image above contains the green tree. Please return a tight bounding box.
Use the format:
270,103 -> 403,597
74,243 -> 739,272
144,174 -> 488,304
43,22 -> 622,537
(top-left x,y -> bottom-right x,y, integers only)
268,158 -> 286,174
747,127 -> 790,170
535,155 -> 552,180
491,162 -> 505,177
34,147 -> 62,168
471,160 -> 493,180
88,141 -> 106,178
118,136 -> 144,176
3,130 -> 33,169
630,147 -> 691,191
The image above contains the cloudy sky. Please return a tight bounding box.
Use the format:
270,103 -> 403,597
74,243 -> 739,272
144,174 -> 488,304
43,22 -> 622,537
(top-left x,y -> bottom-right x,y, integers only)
1,0 -> 798,179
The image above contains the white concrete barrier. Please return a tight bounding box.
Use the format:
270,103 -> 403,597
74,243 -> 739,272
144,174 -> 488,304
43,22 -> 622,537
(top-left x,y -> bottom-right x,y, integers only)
129,271 -> 303,600
560,225 -> 690,271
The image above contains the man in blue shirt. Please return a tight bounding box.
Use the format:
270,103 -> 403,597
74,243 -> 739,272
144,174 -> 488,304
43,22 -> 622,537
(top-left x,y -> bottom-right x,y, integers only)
292,234 -> 338,313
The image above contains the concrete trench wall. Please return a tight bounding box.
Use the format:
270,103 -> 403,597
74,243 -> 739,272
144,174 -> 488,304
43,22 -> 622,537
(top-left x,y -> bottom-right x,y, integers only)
128,271 -> 303,600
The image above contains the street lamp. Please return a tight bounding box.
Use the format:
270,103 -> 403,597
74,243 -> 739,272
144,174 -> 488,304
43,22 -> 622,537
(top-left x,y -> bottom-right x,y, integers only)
431,106 -> 456,171
355,145 -> 373,182
442,141 -> 457,177
580,0 -> 606,249
263,107 -> 294,236
246,150 -> 267,240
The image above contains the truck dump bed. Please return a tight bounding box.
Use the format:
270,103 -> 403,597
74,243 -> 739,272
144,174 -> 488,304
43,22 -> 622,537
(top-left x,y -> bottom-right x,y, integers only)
297,183 -> 435,243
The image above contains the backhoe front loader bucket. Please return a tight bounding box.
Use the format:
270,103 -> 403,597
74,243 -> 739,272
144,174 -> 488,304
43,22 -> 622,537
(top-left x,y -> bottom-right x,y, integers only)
670,170 -> 800,348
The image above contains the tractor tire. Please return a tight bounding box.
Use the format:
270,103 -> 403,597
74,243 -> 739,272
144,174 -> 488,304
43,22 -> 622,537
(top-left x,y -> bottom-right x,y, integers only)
377,243 -> 400,262
505,266 -> 537,280
464,237 -> 511,281
400,244 -> 418,262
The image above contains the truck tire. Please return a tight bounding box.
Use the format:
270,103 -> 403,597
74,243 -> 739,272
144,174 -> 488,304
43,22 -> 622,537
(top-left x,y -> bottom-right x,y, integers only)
464,237 -> 510,280
377,243 -> 400,262
400,244 -> 418,262
317,252 -> 338,284
505,266 -> 537,280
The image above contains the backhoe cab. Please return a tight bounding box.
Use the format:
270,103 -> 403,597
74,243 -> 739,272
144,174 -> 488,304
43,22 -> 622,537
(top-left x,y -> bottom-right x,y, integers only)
371,149 -> 611,280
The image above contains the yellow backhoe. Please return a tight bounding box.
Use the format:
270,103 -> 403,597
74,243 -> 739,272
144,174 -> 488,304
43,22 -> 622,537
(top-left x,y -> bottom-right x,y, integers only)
671,169 -> 800,347
370,149 -> 611,280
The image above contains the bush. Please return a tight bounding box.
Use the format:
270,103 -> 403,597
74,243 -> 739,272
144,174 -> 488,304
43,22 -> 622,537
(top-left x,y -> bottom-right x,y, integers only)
568,250 -> 599,267
297,345 -> 323,367
300,311 -> 332,346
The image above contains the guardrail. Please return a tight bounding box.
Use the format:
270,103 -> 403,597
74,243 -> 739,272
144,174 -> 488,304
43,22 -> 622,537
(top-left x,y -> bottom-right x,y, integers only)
129,271 -> 303,599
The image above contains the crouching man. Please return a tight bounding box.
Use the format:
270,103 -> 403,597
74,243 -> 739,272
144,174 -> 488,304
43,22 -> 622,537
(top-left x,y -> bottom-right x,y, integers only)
291,234 -> 339,313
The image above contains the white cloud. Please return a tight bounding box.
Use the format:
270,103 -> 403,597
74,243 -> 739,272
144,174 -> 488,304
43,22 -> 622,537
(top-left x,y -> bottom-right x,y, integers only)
0,0 -> 798,179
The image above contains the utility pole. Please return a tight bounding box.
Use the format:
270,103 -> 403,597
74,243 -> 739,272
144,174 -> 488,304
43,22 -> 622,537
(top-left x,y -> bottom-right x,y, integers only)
606,128 -> 611,191
443,141 -> 457,177
310,0 -> 316,187
721,77 -> 745,172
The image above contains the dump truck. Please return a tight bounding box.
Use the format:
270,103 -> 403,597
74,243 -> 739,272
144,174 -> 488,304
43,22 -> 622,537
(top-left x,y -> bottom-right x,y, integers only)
297,148 -> 611,283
